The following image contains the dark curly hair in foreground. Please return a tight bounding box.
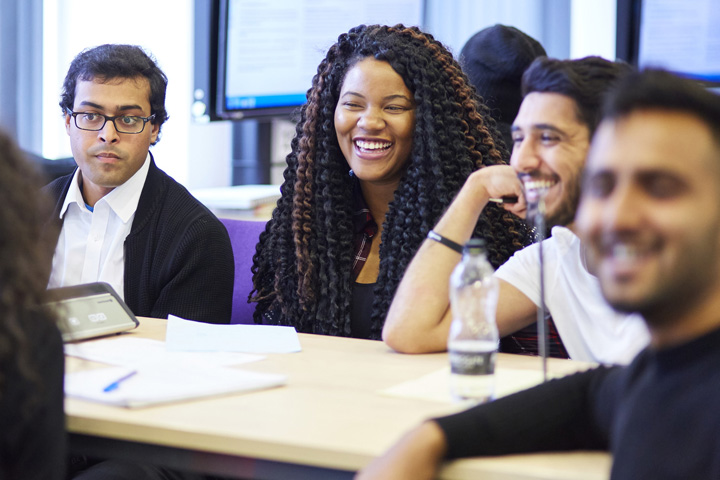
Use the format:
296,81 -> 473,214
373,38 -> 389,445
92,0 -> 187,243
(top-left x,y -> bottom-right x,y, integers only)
0,131 -> 58,413
251,24 -> 530,338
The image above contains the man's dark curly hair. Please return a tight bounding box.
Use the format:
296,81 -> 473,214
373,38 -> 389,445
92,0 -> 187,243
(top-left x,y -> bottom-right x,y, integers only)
59,44 -> 169,145
251,24 -> 530,338
0,130 -> 58,415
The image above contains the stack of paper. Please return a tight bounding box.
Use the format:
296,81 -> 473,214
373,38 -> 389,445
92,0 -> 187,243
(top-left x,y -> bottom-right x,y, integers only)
64,337 -> 265,369
64,316 -> 302,408
66,366 -> 285,408
380,367 -> 564,404
165,315 -> 302,353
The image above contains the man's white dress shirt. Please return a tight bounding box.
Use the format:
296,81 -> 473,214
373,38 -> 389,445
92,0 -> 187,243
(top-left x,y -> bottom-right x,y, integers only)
48,154 -> 150,300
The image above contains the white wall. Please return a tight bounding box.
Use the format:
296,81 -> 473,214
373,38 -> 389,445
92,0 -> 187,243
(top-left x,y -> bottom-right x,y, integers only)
425,0 -> 617,61
42,0 -> 231,188
424,0 -> 546,58
570,0 -> 617,60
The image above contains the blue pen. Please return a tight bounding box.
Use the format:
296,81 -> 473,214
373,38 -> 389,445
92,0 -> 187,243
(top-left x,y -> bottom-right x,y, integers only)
103,371 -> 138,393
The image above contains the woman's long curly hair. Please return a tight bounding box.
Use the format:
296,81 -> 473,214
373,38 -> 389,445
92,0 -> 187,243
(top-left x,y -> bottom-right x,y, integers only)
251,24 -> 529,338
0,131 -> 58,410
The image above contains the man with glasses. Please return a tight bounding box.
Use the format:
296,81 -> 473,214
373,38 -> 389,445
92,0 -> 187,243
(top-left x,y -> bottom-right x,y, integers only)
44,44 -> 233,324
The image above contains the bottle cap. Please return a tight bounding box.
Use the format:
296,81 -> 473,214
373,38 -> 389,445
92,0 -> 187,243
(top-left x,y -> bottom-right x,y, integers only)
464,238 -> 486,254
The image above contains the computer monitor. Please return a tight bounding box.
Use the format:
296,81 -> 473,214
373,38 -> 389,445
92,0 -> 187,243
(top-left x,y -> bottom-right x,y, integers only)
194,0 -> 424,122
617,0 -> 720,86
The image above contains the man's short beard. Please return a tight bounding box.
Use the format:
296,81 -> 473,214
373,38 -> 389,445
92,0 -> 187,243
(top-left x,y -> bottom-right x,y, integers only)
547,198 -> 579,229
550,179 -> 581,228
525,181 -> 581,236
610,296 -> 676,331
608,269 -> 718,331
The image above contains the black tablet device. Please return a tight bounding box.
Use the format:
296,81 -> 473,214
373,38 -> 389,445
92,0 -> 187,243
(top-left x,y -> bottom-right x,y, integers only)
46,282 -> 139,342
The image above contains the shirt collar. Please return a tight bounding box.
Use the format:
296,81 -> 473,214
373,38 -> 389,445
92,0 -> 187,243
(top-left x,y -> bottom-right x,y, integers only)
58,153 -> 151,224
58,167 -> 86,218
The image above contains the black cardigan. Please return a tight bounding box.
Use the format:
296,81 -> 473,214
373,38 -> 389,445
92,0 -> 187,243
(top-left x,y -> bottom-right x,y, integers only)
43,156 -> 234,324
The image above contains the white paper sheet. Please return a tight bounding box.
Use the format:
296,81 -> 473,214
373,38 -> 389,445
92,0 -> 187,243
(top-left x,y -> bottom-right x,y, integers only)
64,337 -> 264,369
65,365 -> 286,408
165,315 -> 302,353
380,367 -> 565,404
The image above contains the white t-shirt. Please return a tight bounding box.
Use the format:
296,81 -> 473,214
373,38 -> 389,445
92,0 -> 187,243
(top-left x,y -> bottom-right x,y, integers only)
47,154 -> 150,300
495,226 -> 650,365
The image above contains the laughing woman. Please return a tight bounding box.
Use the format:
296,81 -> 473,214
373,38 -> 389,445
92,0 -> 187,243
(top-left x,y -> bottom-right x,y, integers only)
250,24 -> 529,338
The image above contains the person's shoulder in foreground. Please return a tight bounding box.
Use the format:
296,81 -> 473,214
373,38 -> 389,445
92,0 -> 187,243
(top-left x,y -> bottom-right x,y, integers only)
0,131 -> 65,480
357,68 -> 720,479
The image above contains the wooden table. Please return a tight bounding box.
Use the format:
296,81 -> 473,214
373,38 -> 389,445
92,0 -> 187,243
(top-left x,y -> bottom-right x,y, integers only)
65,318 -> 612,479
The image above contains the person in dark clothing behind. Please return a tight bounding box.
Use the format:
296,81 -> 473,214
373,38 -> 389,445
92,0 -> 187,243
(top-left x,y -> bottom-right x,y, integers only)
0,130 -> 65,480
45,44 -> 233,324
357,69 -> 720,480
459,24 -> 547,149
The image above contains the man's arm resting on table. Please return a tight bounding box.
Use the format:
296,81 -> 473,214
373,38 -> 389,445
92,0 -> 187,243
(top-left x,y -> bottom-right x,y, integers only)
383,166 -> 527,353
437,367 -> 612,458
357,368 -> 613,479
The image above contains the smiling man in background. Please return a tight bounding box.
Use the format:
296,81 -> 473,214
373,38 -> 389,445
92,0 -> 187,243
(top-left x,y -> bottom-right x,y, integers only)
45,44 -> 233,324
382,56 -> 648,365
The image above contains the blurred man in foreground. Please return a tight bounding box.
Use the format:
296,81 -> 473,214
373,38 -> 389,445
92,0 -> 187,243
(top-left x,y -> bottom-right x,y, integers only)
358,69 -> 720,480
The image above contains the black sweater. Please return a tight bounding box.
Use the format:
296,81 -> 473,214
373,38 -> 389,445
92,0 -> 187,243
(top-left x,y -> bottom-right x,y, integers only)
43,156 -> 234,324
0,314 -> 65,479
436,325 -> 720,479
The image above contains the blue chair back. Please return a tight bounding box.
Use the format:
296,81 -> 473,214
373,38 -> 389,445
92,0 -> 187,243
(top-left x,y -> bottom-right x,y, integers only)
219,218 -> 267,324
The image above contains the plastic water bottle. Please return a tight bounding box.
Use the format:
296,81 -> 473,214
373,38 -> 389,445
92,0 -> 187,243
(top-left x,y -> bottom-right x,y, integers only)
448,239 -> 499,403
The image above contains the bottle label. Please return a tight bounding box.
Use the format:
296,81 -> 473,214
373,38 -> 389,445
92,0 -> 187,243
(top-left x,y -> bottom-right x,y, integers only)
449,350 -> 496,375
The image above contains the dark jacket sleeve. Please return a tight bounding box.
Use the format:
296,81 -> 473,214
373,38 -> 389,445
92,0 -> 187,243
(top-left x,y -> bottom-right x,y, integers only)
435,367 -> 615,459
148,211 -> 234,324
123,159 -> 234,325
